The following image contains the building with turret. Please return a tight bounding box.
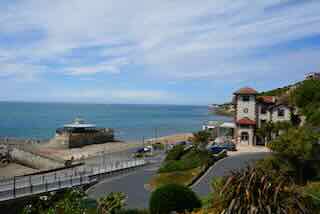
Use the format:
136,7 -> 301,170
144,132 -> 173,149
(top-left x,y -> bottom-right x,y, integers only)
233,87 -> 291,146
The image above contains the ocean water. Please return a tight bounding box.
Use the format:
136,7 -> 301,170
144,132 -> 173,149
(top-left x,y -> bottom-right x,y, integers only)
0,102 -> 231,141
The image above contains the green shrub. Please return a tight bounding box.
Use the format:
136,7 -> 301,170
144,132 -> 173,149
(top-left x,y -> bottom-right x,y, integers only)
115,209 -> 149,214
159,150 -> 211,173
149,184 -> 201,214
255,155 -> 296,179
152,143 -> 165,150
165,145 -> 185,161
98,192 -> 126,214
268,127 -> 320,184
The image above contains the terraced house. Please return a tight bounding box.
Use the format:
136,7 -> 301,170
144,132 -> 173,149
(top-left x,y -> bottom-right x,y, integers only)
233,87 -> 291,146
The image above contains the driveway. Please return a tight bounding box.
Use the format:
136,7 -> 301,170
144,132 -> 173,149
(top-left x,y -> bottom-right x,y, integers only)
87,152 -> 270,208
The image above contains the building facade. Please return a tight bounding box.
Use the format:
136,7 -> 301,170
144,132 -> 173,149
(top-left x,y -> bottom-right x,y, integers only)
234,87 -> 291,146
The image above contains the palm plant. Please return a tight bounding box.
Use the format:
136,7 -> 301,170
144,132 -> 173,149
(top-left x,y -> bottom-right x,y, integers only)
211,167 -> 313,214
191,131 -> 211,151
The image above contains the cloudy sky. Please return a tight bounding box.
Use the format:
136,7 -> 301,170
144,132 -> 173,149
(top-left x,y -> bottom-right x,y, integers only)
0,0 -> 320,105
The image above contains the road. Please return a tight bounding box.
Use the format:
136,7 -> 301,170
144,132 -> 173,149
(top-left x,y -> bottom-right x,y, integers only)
191,152 -> 270,196
86,152 -> 269,208
87,155 -> 163,208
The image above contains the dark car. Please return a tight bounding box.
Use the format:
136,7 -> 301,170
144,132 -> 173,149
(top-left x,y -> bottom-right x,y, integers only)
135,148 -> 145,154
218,142 -> 236,151
208,146 -> 225,154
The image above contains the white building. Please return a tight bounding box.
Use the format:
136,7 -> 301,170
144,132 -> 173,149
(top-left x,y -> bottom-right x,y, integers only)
234,87 -> 291,146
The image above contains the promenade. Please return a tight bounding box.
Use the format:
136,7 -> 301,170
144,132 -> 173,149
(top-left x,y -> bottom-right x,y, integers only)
0,158 -> 146,202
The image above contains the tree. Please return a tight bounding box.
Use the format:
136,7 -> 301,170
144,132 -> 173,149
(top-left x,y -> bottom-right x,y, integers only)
149,184 -> 201,214
191,130 -> 211,151
293,79 -> 320,126
98,192 -> 126,214
268,127 -> 320,184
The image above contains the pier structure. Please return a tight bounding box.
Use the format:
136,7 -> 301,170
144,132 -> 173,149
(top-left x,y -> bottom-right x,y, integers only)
54,118 -> 114,148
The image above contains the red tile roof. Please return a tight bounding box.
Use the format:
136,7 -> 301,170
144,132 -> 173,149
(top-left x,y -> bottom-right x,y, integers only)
234,87 -> 258,95
236,117 -> 256,125
258,96 -> 275,104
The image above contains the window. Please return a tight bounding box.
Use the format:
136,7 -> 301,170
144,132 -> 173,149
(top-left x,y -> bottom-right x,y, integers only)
260,120 -> 266,126
243,108 -> 248,113
242,96 -> 250,102
261,106 -> 267,114
278,109 -> 285,117
241,132 -> 249,141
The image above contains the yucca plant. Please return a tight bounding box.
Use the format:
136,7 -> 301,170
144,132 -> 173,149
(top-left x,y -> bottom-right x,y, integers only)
212,167 -> 313,214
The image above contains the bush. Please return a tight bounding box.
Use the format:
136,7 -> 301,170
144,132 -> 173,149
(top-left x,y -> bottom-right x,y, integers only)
98,192 -> 126,214
159,150 -> 211,173
268,127 -> 320,184
165,144 -> 185,161
149,184 -> 201,214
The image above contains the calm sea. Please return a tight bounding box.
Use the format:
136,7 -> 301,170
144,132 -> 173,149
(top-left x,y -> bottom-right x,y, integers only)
0,102 -> 231,141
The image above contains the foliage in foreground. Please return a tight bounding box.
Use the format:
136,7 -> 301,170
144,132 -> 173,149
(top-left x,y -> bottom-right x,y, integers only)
209,167 -> 314,214
268,127 -> 320,184
22,189 -> 93,214
302,182 -> 320,210
149,184 -> 201,214
98,192 -> 126,214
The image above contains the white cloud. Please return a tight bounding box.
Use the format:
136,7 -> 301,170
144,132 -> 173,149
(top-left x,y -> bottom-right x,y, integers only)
65,58 -> 129,76
0,0 -> 320,101
48,89 -> 172,103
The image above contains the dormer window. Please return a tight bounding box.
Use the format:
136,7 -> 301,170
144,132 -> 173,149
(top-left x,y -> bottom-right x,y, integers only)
278,109 -> 285,117
242,96 -> 250,102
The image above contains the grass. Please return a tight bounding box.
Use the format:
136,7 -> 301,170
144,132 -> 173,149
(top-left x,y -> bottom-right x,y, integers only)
149,147 -> 226,190
159,149 -> 211,173
148,167 -> 202,190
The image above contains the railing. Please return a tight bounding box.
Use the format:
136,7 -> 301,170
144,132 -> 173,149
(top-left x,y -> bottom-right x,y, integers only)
0,159 -> 146,202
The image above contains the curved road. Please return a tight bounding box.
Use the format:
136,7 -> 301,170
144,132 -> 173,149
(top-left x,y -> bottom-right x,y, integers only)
192,152 -> 270,196
87,152 -> 269,208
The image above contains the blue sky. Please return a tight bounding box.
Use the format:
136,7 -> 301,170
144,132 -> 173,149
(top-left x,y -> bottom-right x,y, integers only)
0,0 -> 320,105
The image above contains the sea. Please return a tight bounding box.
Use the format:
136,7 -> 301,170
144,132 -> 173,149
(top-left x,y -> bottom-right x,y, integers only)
0,102 -> 232,141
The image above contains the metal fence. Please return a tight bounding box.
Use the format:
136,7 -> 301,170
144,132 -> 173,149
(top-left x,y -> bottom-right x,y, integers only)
0,159 -> 146,202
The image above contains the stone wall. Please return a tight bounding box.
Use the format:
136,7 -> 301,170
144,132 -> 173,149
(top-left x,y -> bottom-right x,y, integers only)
54,129 -> 114,148
9,148 -> 63,170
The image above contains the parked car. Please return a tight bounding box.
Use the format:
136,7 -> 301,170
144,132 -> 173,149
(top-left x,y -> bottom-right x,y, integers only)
208,146 -> 226,154
135,146 -> 153,154
217,142 -> 237,151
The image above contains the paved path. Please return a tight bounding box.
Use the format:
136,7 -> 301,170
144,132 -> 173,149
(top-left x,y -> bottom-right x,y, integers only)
192,152 -> 270,196
86,154 -> 163,208
87,152 -> 269,208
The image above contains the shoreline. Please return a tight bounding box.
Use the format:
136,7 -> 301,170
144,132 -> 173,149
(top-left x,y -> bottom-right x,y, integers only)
0,133 -> 193,178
